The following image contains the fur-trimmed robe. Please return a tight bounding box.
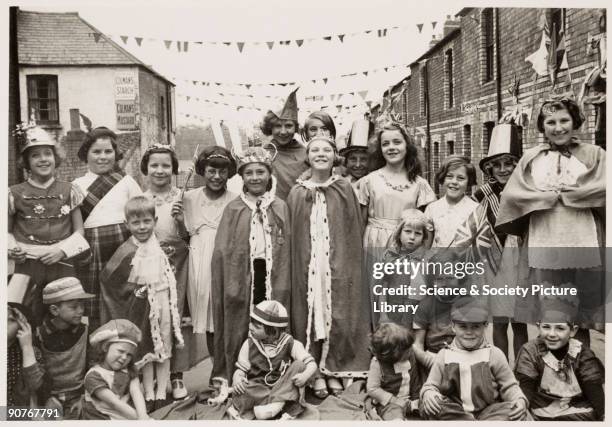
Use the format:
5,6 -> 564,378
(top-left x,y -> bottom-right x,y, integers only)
288,177 -> 371,378
210,197 -> 291,383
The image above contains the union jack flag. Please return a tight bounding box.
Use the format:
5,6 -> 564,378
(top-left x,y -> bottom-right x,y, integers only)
449,204 -> 503,274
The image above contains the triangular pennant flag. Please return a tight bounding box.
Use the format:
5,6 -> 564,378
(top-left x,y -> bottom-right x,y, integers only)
184,41 -> 189,52
365,30 -> 372,34
164,40 -> 172,50
384,67 -> 388,72
93,33 -> 101,43
296,39 -> 304,47
363,71 -> 369,76
417,23 -> 424,33
193,81 -> 198,86
186,96 -> 191,102
215,82 -> 221,86
525,29 -> 549,76
432,21 -> 437,29
245,84 -> 251,90
266,41 -> 274,50
358,90 -> 368,100
135,37 -> 143,46
323,78 -> 328,84
223,42 -> 231,46
279,83 -> 287,87
366,100 -> 372,107
337,105 -> 342,113
284,40 -> 291,46
312,80 -> 316,84
330,94 -> 336,101
557,34 -> 568,70
237,42 -> 245,53
177,41 -> 182,52
120,35 -> 128,44
338,34 -> 345,43
337,94 -> 343,101
185,114 -> 190,118
323,36 -> 332,41
195,41 -> 203,45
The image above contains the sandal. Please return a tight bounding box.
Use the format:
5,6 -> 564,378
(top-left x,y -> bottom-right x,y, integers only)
327,378 -> 343,396
312,377 -> 329,399
171,378 -> 188,400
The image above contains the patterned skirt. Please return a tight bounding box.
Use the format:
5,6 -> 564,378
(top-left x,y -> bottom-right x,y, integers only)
79,223 -> 130,330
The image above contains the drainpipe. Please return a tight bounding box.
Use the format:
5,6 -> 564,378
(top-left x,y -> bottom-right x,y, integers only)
495,8 -> 502,120
424,60 -> 432,185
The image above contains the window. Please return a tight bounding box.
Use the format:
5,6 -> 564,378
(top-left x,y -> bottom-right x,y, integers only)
463,125 -> 472,160
445,49 -> 454,108
433,141 -> 440,193
551,9 -> 565,68
483,121 -> 495,153
420,65 -> 428,117
447,140 -> 455,155
27,75 -> 59,124
160,95 -> 166,130
482,8 -> 495,83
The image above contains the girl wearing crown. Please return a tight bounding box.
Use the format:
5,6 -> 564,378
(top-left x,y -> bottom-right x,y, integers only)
210,146 -> 291,394
8,123 -> 89,325
496,97 -> 606,346
72,126 -> 142,331
358,121 -> 436,327
288,135 -> 370,398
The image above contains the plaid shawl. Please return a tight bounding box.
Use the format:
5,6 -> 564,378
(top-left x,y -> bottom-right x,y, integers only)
80,171 -> 125,222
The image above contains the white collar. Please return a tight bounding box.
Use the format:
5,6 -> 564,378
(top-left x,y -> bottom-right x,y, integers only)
27,177 -> 55,189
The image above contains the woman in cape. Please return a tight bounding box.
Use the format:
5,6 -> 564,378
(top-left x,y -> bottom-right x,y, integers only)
210,146 -> 291,391
288,135 -> 370,398
73,126 -> 141,330
496,96 -> 606,346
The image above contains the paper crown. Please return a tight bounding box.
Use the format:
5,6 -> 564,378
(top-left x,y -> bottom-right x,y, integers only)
234,144 -> 277,171
251,300 -> 289,327
479,123 -> 521,172
268,87 -> 299,122
340,119 -> 371,156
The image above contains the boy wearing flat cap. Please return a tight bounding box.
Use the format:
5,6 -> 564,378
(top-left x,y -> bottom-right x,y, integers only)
36,277 -> 94,419
420,297 -> 529,420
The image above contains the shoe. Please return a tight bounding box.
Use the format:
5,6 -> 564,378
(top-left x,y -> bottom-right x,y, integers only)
327,378 -> 343,396
253,402 -> 285,420
312,377 -> 329,399
172,379 -> 188,399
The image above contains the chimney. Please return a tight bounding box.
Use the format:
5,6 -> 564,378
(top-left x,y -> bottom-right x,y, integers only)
443,14 -> 461,37
67,108 -> 86,139
429,34 -> 439,48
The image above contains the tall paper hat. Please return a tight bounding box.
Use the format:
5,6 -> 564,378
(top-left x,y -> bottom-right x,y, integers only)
340,119 -> 371,157
268,87 -> 299,122
479,123 -> 521,172
251,300 -> 289,327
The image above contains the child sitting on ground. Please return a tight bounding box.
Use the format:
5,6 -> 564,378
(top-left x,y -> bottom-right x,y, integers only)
228,300 -> 317,420
420,297 -> 529,421
36,277 -> 94,419
82,319 -> 149,420
366,322 -> 422,420
514,294 -> 604,421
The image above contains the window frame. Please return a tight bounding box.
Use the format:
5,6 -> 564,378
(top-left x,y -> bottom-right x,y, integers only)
482,8 -> 495,83
26,74 -> 59,125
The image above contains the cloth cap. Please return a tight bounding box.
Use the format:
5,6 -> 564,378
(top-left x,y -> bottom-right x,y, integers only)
235,145 -> 276,172
268,88 -> 299,122
539,293 -> 579,324
339,119 -> 370,156
43,277 -> 95,304
479,123 -> 521,171
20,126 -> 56,153
251,300 -> 289,327
90,319 -> 142,348
451,297 -> 489,323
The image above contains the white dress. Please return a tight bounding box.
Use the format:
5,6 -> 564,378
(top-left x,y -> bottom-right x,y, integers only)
424,196 -> 479,248
183,188 -> 237,333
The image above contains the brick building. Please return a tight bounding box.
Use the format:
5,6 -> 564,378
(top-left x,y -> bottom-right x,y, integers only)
374,8 -> 606,192
9,8 -> 176,186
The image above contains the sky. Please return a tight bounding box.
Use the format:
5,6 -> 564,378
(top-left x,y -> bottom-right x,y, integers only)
11,0 -> 607,138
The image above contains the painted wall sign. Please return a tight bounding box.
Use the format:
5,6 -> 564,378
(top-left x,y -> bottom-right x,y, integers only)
116,100 -> 138,130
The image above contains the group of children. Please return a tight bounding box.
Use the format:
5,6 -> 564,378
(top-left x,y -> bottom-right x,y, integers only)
6,94 -> 605,421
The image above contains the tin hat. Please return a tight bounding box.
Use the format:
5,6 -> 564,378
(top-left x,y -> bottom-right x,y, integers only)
14,124 -> 56,154
43,277 -> 95,305
451,297 -> 489,323
479,123 -> 521,172
339,119 -> 371,157
251,300 -> 289,327
90,319 -> 142,348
